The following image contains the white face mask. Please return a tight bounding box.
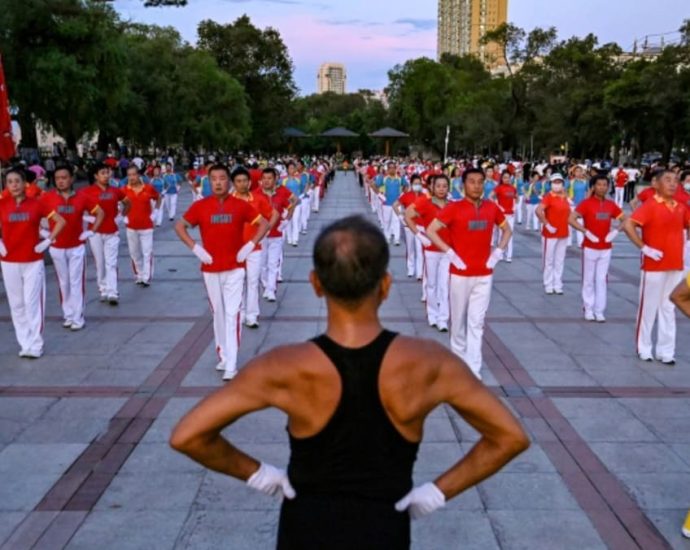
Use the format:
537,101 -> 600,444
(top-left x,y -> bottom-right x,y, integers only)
412,184 -> 423,193
684,182 -> 690,191
551,183 -> 564,192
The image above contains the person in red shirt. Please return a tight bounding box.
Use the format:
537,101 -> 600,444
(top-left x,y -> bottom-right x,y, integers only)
404,175 -> 451,332
614,166 -> 628,207
41,164 -> 104,330
395,175 -> 426,279
623,169 -> 690,364
232,167 -> 279,328
122,165 -> 161,287
536,174 -> 571,295
257,167 -> 297,302
175,164 -> 270,380
81,162 -> 130,305
493,170 -> 517,262
569,174 -> 624,322
248,164 -> 264,192
427,168 -> 511,379
0,167 -> 66,357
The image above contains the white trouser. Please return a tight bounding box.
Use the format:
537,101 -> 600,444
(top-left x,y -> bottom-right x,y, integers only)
287,210 -> 300,245
242,249 -> 262,323
89,232 -> 120,298
404,227 -> 422,278
582,248 -> 612,316
153,203 -> 164,226
423,250 -> 450,325
504,215 -> 515,260
450,274 -> 493,379
1,260 -> 46,354
312,185 -> 320,211
164,194 -> 178,219
299,194 -> 310,232
381,205 -> 401,243
126,228 -> 154,283
542,237 -> 568,292
684,241 -> 690,271
260,237 -> 283,296
49,245 -> 86,326
636,270 -> 683,360
516,196 -> 524,224
526,204 -> 540,231
614,187 -> 625,208
203,268 -> 245,373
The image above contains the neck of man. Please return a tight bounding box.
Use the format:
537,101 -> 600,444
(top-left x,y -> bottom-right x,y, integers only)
58,188 -> 72,198
325,298 -> 383,348
13,194 -> 26,205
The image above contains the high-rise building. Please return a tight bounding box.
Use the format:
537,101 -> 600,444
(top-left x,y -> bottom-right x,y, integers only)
317,63 -> 347,95
438,0 -> 508,67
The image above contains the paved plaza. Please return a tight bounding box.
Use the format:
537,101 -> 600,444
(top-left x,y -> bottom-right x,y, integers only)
0,172 -> 689,549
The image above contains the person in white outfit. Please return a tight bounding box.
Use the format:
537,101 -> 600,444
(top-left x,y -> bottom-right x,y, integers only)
395,175 -> 425,279
0,167 -> 66,357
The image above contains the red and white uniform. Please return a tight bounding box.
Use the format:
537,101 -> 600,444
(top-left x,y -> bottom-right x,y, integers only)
399,190 -> 424,279
183,195 -> 260,375
540,192 -> 571,294
575,197 -> 623,319
614,170 -> 628,207
258,186 -> 294,300
673,187 -> 690,270
0,197 -> 56,355
123,184 -> 159,284
494,183 -> 516,261
630,196 -> 690,361
436,199 -> 506,378
41,190 -> 99,328
81,184 -> 127,300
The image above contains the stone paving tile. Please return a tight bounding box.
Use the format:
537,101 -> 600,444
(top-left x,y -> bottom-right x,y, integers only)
589,442 -> 690,473
411,510 -> 500,549
477,473 -> 581,511
0,512 -> 27,546
617,473 -> 690,509
174,510 -> 278,549
645,509 -> 690,550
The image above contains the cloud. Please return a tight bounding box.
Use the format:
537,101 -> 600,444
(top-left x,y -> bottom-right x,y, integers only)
394,18 -> 436,31
318,18 -> 382,27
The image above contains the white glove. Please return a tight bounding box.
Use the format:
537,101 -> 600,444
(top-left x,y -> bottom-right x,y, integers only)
34,238 -> 52,254
123,216 -> 129,226
394,482 -> 445,519
150,210 -> 157,222
605,229 -> 619,243
544,223 -> 557,234
83,214 -> 96,224
415,232 -> 432,248
79,230 -> 94,242
246,462 -> 296,500
584,230 -> 600,244
39,228 -> 51,239
0,239 -> 7,257
486,247 -> 504,269
236,241 -> 256,263
278,220 -> 289,232
192,243 -> 213,265
281,209 -> 289,220
641,245 -> 663,261
446,249 -> 467,270
378,192 -> 387,202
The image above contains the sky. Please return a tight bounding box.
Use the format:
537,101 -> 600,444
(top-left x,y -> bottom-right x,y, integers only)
114,0 -> 690,94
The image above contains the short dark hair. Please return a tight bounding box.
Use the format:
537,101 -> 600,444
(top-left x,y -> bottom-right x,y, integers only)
208,163 -> 230,178
262,167 -> 277,178
5,166 -> 26,182
434,174 -> 450,186
313,215 -> 389,303
462,168 -> 485,183
231,166 -> 250,181
410,174 -> 422,184
590,174 -> 608,188
54,163 -> 74,177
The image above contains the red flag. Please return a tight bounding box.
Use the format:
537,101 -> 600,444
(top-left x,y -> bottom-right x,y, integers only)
0,53 -> 16,162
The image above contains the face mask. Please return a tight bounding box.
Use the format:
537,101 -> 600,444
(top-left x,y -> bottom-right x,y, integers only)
684,183 -> 690,191
412,184 -> 422,192
551,183 -> 564,192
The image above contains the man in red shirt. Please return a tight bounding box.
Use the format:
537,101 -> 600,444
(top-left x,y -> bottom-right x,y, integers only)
614,165 -> 628,207
257,168 -> 297,302
623,169 -> 690,365
41,164 -> 104,330
81,162 -> 130,305
404,175 -> 451,332
569,174 -> 624,322
493,171 -> 517,262
427,168 -> 511,379
395,175 -> 426,279
175,164 -> 270,380
122,165 -> 161,287
232,167 -> 279,328
0,167 -> 66,357
536,174 -> 571,295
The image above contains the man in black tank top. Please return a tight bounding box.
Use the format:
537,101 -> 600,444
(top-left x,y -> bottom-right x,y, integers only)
171,215 -> 529,549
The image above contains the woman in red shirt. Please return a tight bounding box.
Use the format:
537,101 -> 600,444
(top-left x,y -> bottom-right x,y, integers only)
536,173 -> 571,295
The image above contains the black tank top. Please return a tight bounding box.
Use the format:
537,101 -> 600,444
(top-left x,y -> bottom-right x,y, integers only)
287,330 -> 419,503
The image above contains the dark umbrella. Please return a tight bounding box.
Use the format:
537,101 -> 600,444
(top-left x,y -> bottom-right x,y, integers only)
320,127 -> 359,154
283,127 -> 309,154
368,127 -> 409,157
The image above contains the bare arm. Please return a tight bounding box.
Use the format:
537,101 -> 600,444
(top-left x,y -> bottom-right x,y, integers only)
174,219 -> 197,250
251,217 -> 270,245
120,198 -> 131,217
622,218 -> 644,249
91,205 -> 105,233
496,221 -> 511,251
670,276 -> 690,318
426,219 -> 450,252
403,205 -> 421,234
47,212 -> 67,240
535,203 -> 547,225
568,211 -> 586,233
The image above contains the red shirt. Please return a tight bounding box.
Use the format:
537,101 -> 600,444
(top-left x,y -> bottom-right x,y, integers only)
1,183 -> 43,200
366,166 -> 377,180
636,187 -> 656,203
541,193 -> 571,238
40,190 -> 98,249
80,184 -> 126,234
183,195 -> 260,273
249,169 -> 263,191
399,191 -> 422,210
494,183 -> 517,215
630,196 -> 690,272
615,170 -> 629,188
258,187 -> 293,238
232,191 -> 273,250
413,196 -> 449,252
123,184 -> 159,230
0,197 -> 55,262
575,197 -> 623,250
436,199 -> 506,276
673,187 -> 690,210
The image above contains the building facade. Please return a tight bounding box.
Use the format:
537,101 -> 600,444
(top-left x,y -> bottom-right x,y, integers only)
438,0 -> 508,66
317,63 -> 347,95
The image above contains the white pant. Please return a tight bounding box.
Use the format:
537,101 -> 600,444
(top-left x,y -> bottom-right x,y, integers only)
311,185 -> 320,212
526,204 -> 540,231
685,241 -> 690,271
381,205 -> 401,243
404,227 -> 423,278
582,248 -> 611,316
126,228 -> 154,283
504,215 -> 515,260
299,194 -> 310,232
450,274 -> 493,379
1,260 -> 46,355
153,204 -> 164,226
164,194 -> 178,219
614,187 -> 625,208
636,270 -> 684,360
242,249 -> 262,323
423,250 -> 450,325
203,268 -> 245,373
260,237 -> 283,296
89,232 -> 120,298
516,196 -> 524,224
49,245 -> 87,327
286,210 -> 300,245
542,237 -> 568,292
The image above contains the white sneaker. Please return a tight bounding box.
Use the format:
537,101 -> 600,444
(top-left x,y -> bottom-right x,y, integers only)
215,361 -> 226,372
594,314 -> 606,323
22,350 -> 42,359
223,369 -> 238,381
437,322 -> 449,332
63,319 -> 73,328
265,293 -> 276,302
70,323 -> 85,331
584,311 -> 595,322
